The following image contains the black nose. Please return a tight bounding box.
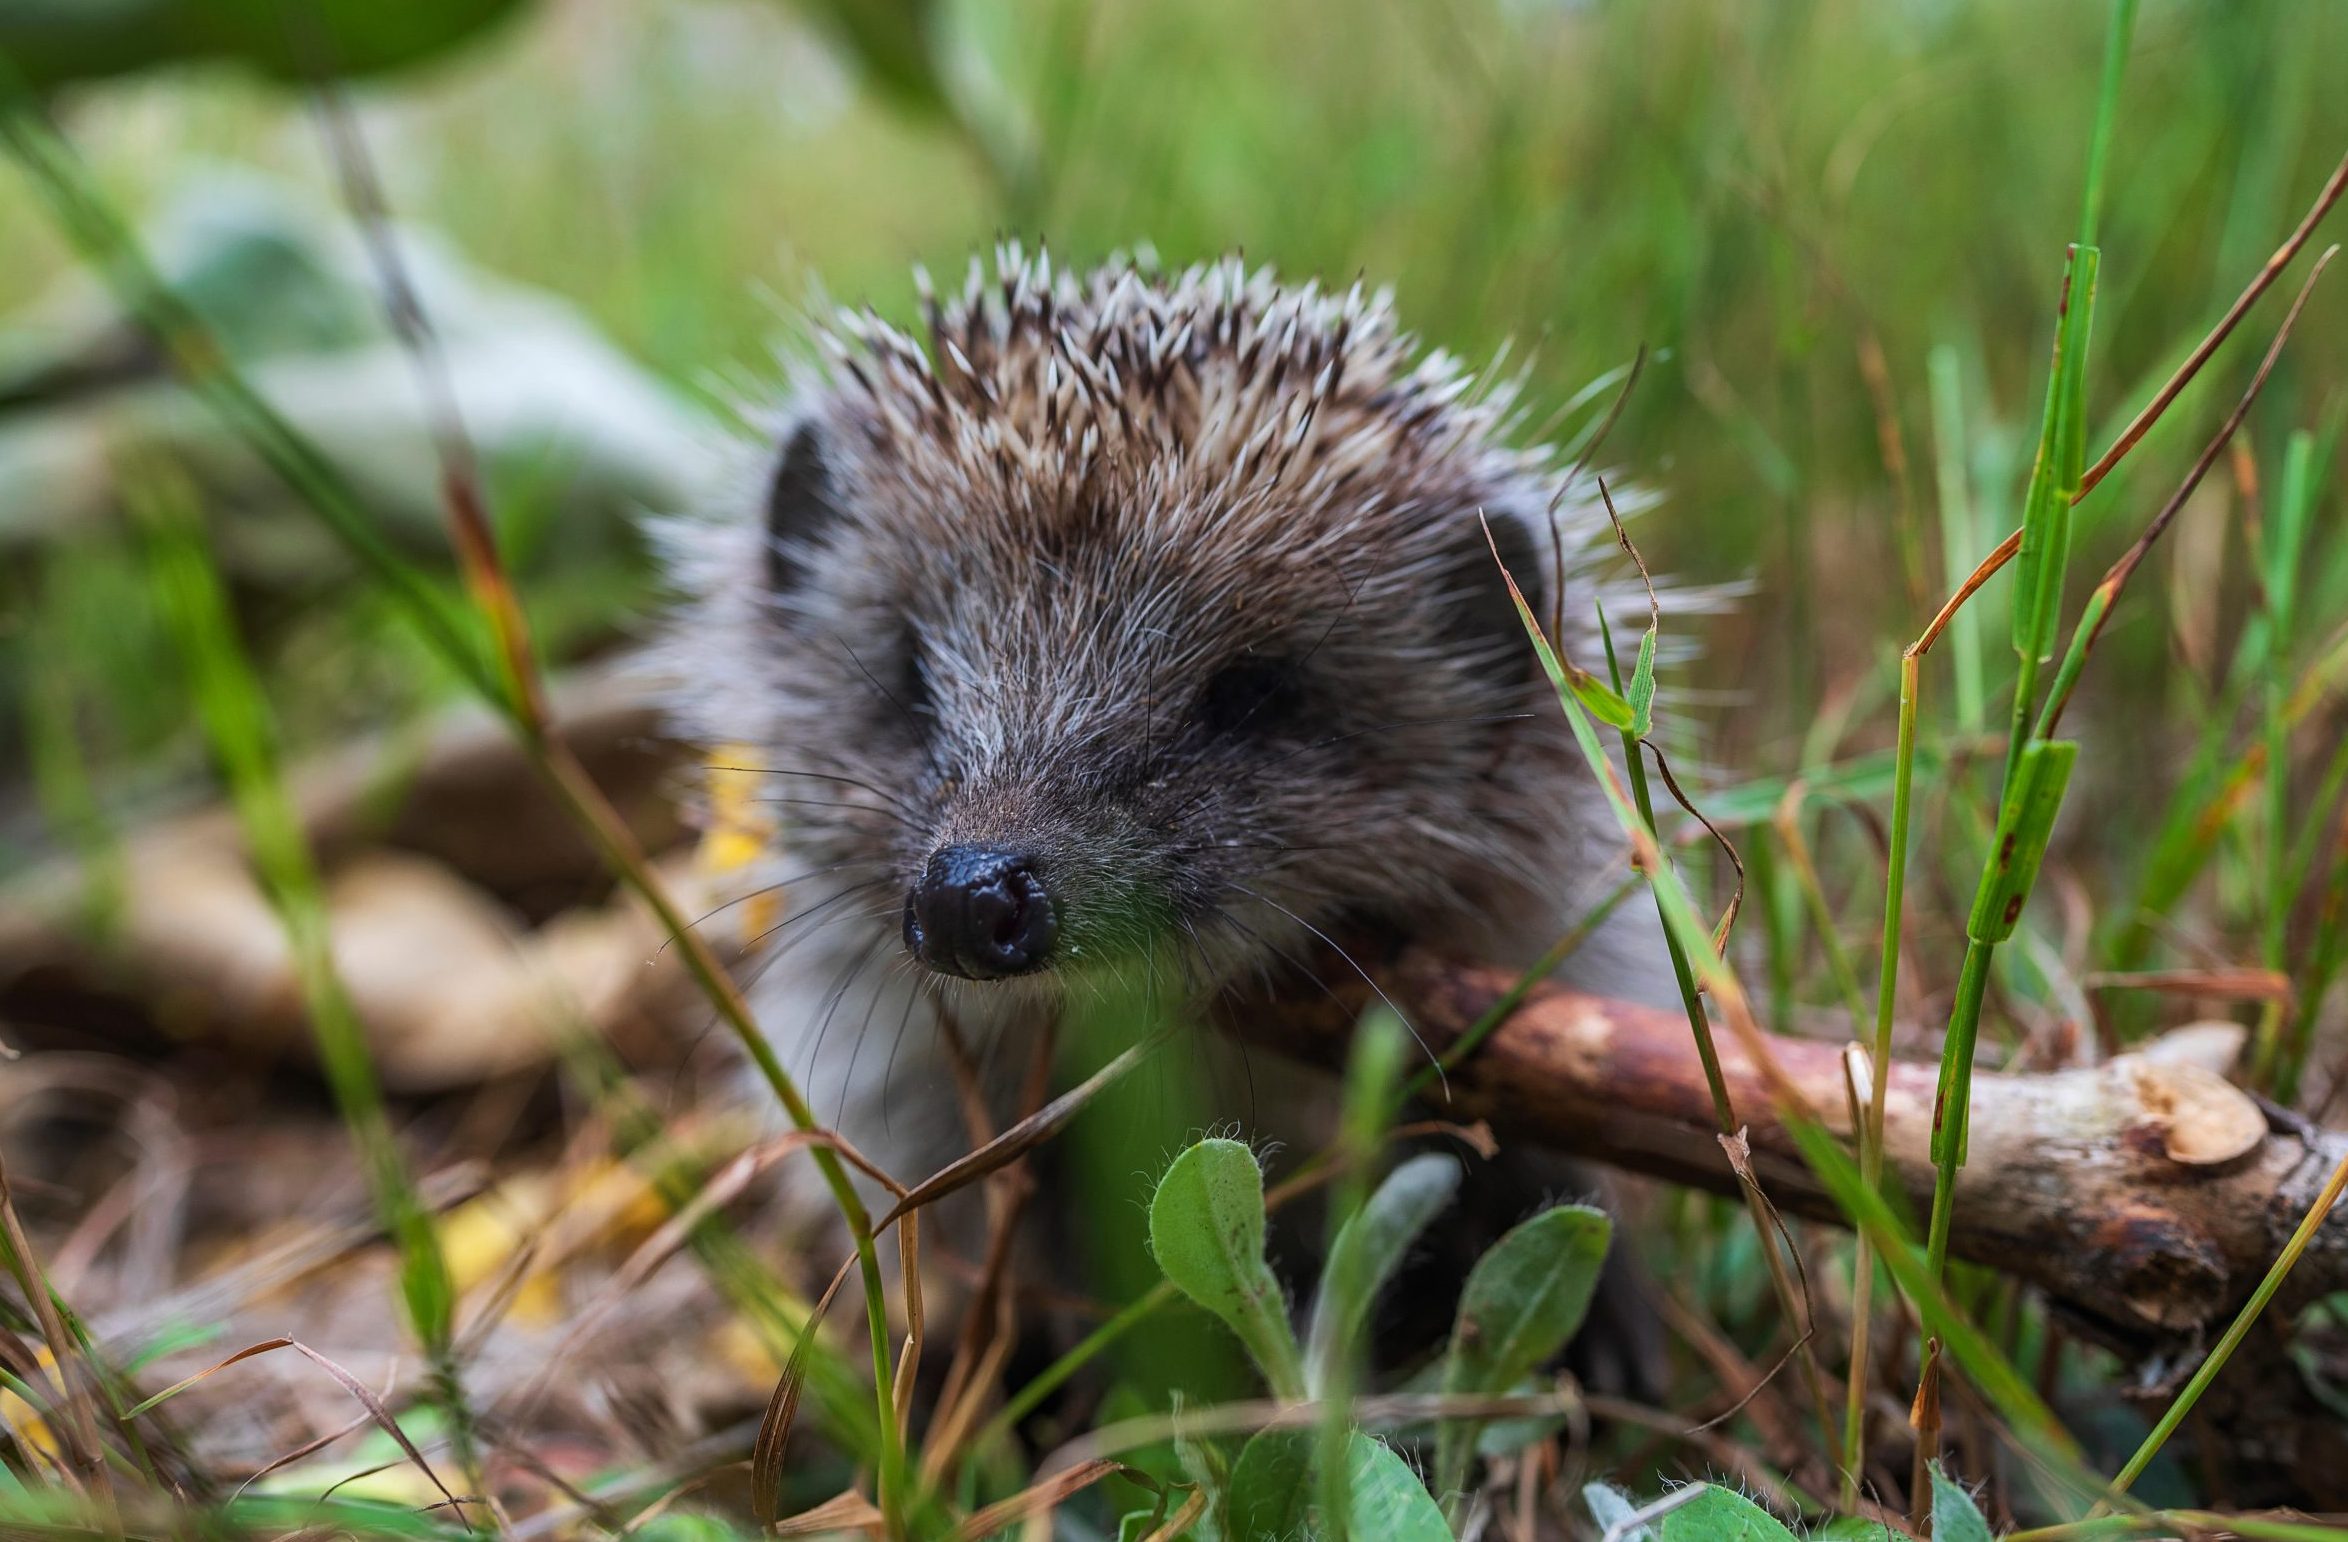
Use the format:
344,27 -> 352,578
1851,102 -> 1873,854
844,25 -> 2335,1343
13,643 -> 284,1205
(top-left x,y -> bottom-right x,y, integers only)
903,845 -> 1059,980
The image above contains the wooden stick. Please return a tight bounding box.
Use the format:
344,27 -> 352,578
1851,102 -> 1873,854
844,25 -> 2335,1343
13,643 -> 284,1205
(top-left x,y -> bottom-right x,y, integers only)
1229,949 -> 2345,1348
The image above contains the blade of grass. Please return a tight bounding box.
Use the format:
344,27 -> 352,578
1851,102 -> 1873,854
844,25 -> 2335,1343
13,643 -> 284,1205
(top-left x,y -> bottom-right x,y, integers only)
1316,1012 -> 1408,1541
1844,649 -> 1919,1507
132,467 -> 484,1518
2255,429 -> 2325,1098
1929,347 -> 1987,734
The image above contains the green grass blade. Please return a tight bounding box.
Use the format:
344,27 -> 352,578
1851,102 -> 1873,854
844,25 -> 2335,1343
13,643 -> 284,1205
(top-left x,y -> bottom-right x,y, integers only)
131,466 -> 478,1490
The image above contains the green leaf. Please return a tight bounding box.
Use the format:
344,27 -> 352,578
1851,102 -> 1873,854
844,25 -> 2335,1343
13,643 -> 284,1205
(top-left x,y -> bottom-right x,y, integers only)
1227,1431 -> 1446,1542
1657,1486 -> 1801,1542
1928,1463 -> 1996,1542
1148,1139 -> 1304,1400
1304,1154 -> 1460,1396
2011,244 -> 2100,662
1341,1433 -> 1450,1542
1964,738 -> 2077,943
1226,1430 -> 1314,1542
1436,1204 -> 1610,1490
0,0 -> 530,89
1627,626 -> 1660,739
1810,1519 -> 1901,1541
1443,1205 -> 1611,1396
1566,662 -> 1638,731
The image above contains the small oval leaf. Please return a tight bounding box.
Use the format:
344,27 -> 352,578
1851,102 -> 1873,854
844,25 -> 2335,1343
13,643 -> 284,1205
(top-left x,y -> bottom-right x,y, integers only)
1148,1139 -> 1303,1399
1444,1204 -> 1612,1397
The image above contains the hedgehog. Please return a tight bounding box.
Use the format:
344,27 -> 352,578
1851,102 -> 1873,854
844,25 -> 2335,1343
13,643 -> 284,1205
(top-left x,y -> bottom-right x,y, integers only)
653,248 -> 1672,1246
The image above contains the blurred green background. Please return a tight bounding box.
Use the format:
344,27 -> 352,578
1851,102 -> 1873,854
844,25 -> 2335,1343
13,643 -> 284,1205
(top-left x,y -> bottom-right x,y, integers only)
4,0 -> 2342,844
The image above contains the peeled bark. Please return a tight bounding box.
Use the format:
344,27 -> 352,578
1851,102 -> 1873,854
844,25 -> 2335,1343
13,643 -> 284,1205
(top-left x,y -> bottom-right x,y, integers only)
1233,948 -> 2348,1348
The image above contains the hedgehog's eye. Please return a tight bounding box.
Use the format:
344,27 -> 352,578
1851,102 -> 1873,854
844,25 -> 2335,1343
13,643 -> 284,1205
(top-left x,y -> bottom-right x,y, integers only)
1194,655 -> 1308,739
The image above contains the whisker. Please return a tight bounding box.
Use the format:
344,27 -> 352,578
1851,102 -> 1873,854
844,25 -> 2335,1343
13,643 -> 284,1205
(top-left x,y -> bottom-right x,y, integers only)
752,794 -> 922,831
739,877 -> 896,956
707,763 -> 928,826
877,967 -> 928,1139
739,903 -> 902,997
1229,883 -> 1444,1094
804,932 -> 894,1096
836,635 -> 949,782
659,858 -> 894,954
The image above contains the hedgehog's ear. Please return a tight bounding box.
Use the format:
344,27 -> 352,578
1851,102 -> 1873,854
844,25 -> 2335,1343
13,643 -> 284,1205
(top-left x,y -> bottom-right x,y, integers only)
762,420 -> 844,593
1439,509 -> 1547,678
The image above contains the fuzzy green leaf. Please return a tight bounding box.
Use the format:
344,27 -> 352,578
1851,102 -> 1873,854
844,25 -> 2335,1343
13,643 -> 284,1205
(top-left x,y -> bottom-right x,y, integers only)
1436,1204 -> 1609,1488
1656,1486 -> 1801,1542
1304,1154 -> 1460,1396
1148,1139 -> 1304,1400
1226,1430 -> 1313,1542
1929,1464 -> 1996,1542
1443,1205 -> 1611,1396
1341,1433 -> 1450,1542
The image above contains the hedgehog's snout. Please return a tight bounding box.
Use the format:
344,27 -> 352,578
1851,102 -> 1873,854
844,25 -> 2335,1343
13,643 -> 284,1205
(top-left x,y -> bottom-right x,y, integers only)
903,844 -> 1060,980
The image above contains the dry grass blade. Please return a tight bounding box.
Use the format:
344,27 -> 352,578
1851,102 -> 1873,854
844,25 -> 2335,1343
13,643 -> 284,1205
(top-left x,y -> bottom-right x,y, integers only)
2075,148 -> 2348,500
954,1457 -> 1133,1540
272,1341 -> 469,1520
1647,744 -> 1746,950
1911,146 -> 2346,663
2036,246 -> 2338,739
1912,527 -> 2025,658
120,1337 -> 294,1418
772,1489 -> 888,1537
753,1252 -> 861,1524
511,1124 -> 897,1419
1702,1132 -> 1819,1432
893,1208 -> 924,1447
876,1025 -> 1175,1230
2082,968 -> 2293,1002
921,1019 -> 1055,1484
0,1150 -> 117,1523
1138,1486 -> 1211,1542
227,1410 -> 377,1503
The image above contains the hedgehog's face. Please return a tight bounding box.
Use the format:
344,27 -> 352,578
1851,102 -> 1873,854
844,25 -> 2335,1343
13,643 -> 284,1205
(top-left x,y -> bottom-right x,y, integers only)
728,413 -> 1565,1001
